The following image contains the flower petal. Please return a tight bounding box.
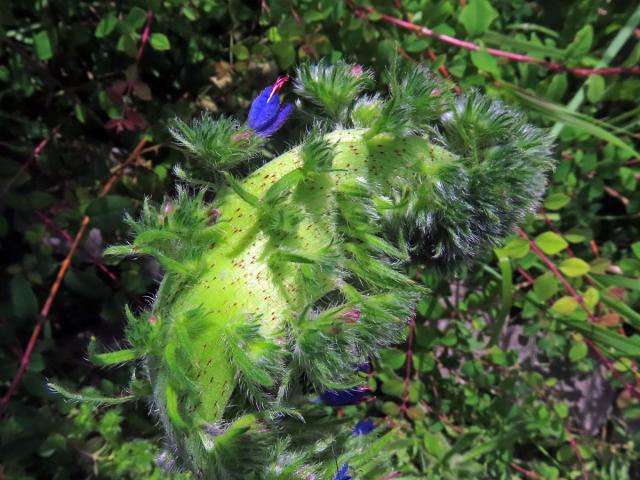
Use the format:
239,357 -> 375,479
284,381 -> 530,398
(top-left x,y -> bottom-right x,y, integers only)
352,418 -> 375,437
319,386 -> 368,406
247,86 -> 282,131
255,103 -> 293,137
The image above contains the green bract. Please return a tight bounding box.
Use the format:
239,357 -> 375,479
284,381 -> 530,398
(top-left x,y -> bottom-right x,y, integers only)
94,62 -> 554,478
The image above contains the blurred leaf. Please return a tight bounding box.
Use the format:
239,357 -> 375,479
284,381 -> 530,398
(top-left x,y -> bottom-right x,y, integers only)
559,258 -> 590,277
565,25 -> 593,59
33,31 -> 53,60
546,74 -> 568,102
533,272 -> 558,302
569,341 -> 587,362
544,192 -> 570,210
470,49 -> 499,75
551,296 -> 578,314
586,74 -> 605,103
123,6 -> 147,32
459,0 -> 498,36
495,238 -> 529,258
95,12 -> 118,38
150,33 -> 171,51
534,232 -> 568,255
11,274 -> 38,320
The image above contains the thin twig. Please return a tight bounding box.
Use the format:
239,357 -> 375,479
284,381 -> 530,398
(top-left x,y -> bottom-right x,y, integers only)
0,138 -> 149,414
603,185 -> 630,206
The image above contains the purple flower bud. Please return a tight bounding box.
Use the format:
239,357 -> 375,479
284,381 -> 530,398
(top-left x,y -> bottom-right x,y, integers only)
156,451 -> 175,472
352,418 -> 375,437
319,385 -> 370,406
208,208 -> 221,224
247,76 -> 293,137
338,310 -> 361,323
333,463 -> 352,480
350,65 -> 364,77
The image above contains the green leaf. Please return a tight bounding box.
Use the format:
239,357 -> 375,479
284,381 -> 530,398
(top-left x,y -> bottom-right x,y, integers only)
11,274 -> 39,320
33,31 -> 54,60
89,339 -> 139,366
551,296 -> 578,315
569,341 -> 588,362
459,0 -> 498,36
495,238 -> 529,258
232,43 -> 249,61
116,33 -> 138,57
150,33 -> 171,51
559,258 -> 590,277
266,27 -> 281,43
470,49 -> 499,75
544,192 -> 570,210
533,272 -> 558,302
583,287 -> 599,309
554,402 -> 569,418
545,74 -> 568,102
380,348 -> 406,370
95,11 -> 118,38
74,102 -> 86,124
566,25 -> 593,59
587,74 -> 605,103
123,6 -> 147,32
534,231 -> 568,255
182,6 -> 198,21
632,242 -> 640,260
272,41 -> 295,69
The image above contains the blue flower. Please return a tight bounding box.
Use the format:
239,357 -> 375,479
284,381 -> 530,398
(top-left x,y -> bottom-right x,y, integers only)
319,386 -> 369,406
333,463 -> 352,480
247,76 -> 293,137
352,418 -> 375,437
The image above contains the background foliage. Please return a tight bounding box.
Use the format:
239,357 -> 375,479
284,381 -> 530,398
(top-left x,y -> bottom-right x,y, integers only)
1,0 -> 639,478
